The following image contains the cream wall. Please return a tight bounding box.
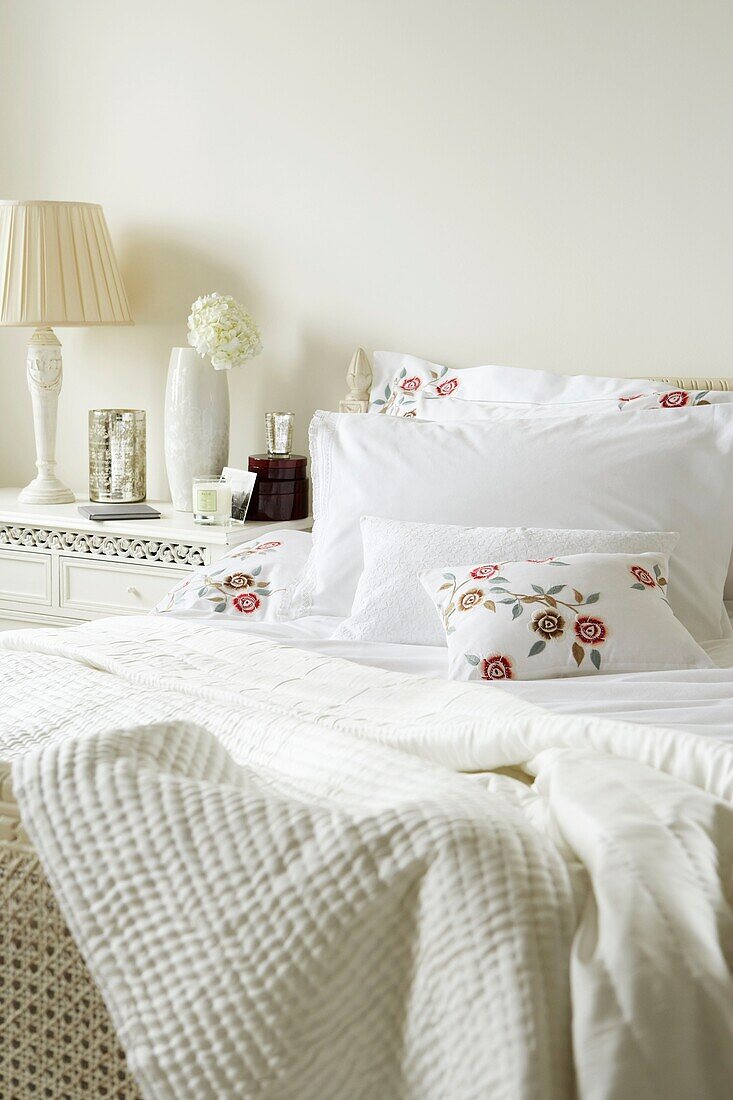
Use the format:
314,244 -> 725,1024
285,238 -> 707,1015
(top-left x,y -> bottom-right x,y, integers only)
1,0 -> 731,498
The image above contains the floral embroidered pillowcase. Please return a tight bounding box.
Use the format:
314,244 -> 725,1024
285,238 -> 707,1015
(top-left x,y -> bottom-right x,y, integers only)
369,352 -> 733,419
420,553 -> 712,682
152,530 -> 312,621
383,383 -> 733,421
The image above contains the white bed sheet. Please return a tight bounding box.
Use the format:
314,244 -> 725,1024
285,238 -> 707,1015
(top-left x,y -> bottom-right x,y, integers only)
158,528 -> 733,741
184,607 -> 733,743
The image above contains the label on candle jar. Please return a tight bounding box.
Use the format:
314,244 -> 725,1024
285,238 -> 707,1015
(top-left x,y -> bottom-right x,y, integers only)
196,489 -> 218,512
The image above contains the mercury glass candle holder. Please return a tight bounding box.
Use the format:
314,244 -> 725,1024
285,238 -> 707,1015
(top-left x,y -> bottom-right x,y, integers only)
88,409 -> 146,503
265,411 -> 294,456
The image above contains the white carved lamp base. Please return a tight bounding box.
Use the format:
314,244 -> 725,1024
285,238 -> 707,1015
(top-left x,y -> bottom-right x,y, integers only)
19,328 -> 75,505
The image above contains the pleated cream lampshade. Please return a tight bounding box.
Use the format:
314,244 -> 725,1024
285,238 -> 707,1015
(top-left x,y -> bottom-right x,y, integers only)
0,200 -> 133,505
0,200 -> 132,326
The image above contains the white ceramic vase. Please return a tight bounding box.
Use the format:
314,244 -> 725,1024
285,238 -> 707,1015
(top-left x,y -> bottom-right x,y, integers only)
165,347 -> 230,511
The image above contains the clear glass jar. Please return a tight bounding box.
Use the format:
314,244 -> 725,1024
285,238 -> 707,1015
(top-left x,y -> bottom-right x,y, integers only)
192,475 -> 232,525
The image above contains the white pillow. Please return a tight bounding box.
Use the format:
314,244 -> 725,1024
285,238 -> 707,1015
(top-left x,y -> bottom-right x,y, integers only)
370,351 -> 669,413
385,385 -> 733,422
152,529 -> 312,621
420,553 -> 712,681
280,406 -> 733,642
332,517 -> 680,647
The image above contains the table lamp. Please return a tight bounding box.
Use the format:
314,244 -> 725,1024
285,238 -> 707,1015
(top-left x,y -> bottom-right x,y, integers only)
0,200 -> 133,503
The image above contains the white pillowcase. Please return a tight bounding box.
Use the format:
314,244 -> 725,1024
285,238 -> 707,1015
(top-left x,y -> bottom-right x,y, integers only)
332,517 -> 680,647
369,351 -> 671,412
280,406 -> 733,642
420,553 -> 712,681
153,530 -> 312,621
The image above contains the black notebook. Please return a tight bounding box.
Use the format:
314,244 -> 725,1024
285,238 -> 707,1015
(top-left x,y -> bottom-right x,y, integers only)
78,504 -> 162,521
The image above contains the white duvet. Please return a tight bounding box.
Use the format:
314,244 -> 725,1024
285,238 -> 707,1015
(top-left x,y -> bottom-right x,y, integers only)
3,616 -> 733,1099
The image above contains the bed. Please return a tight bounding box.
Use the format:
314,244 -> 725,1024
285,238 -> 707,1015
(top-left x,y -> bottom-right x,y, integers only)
3,355 -> 733,1100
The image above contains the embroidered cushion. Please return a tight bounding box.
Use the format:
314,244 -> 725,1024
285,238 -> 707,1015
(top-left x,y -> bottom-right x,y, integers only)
420,553 -> 712,681
332,516 -> 680,648
152,530 -> 312,621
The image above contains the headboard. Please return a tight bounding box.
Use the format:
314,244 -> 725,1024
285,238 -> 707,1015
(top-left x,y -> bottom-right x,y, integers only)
339,347 -> 731,413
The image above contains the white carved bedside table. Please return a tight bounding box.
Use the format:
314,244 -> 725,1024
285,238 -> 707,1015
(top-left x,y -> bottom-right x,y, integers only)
0,490 -> 310,629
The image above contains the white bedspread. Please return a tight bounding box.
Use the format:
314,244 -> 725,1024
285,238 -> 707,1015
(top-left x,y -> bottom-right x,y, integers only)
3,616 -> 733,1099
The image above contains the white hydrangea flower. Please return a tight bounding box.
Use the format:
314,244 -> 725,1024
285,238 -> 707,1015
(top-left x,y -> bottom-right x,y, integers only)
187,292 -> 263,370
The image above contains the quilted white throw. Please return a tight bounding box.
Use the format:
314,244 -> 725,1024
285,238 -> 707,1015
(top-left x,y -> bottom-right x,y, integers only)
3,617 -> 733,1100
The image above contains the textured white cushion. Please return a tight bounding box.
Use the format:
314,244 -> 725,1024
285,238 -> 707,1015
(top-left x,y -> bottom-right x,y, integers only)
280,406 -> 733,642
332,518 -> 680,647
420,552 -> 712,681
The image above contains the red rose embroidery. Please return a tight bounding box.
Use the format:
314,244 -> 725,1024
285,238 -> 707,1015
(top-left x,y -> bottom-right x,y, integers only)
574,616 -> 607,645
399,376 -> 422,392
470,564 -> 500,579
256,541 -> 282,550
232,592 -> 261,614
659,390 -> 689,408
630,565 -> 655,587
480,655 -> 513,681
434,377 -> 459,397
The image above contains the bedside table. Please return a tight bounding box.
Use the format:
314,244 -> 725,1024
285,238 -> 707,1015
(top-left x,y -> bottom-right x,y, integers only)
0,490 -> 311,628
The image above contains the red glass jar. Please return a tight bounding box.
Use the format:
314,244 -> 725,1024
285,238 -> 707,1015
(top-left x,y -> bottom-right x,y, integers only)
247,454 -> 309,521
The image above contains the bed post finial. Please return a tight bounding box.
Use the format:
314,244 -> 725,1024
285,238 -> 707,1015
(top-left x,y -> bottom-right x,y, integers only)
340,347 -> 373,413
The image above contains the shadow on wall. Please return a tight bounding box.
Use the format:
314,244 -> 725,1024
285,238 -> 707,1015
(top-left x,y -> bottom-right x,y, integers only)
264,328 -> 353,431
118,229 -> 246,325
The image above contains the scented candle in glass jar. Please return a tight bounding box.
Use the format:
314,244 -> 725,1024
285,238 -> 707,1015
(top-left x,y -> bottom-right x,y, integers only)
192,475 -> 232,525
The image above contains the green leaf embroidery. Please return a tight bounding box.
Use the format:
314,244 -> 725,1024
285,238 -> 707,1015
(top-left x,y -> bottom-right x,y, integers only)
590,649 -> 602,670
443,572 -> 456,581
531,584 -> 545,595
465,653 -> 480,666
631,583 -> 647,591
653,563 -> 662,579
546,584 -> 565,595
512,602 -> 523,619
528,640 -> 546,657
584,592 -> 600,604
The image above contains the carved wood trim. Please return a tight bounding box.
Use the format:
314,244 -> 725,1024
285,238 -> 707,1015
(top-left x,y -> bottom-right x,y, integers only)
340,347 -> 373,413
0,524 -> 205,567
